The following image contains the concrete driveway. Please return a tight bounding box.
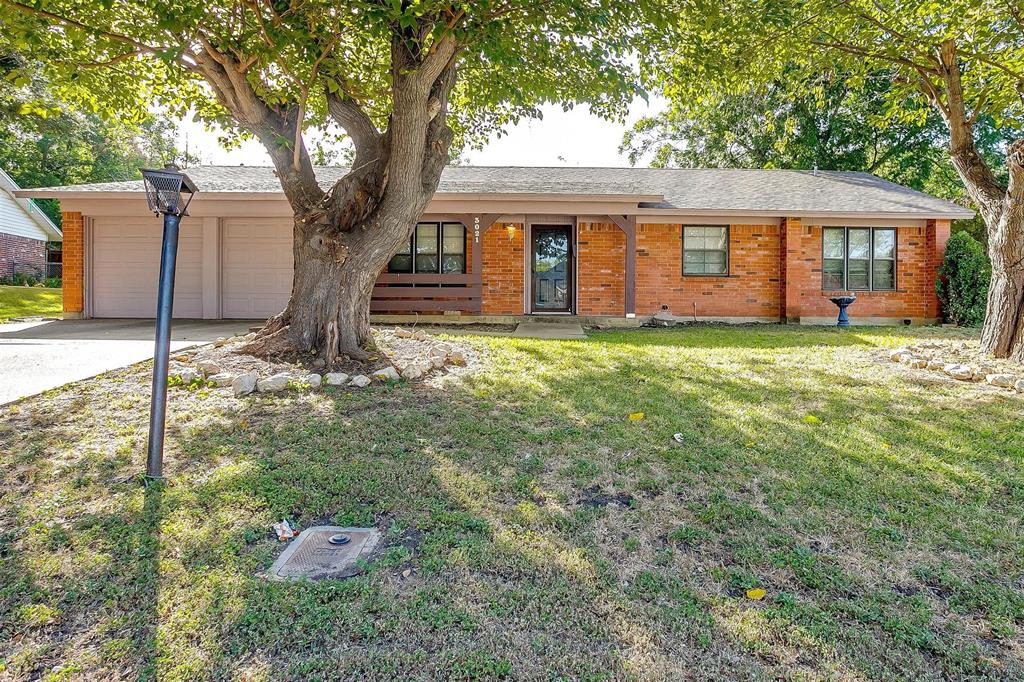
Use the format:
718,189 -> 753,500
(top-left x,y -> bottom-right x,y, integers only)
0,319 -> 256,405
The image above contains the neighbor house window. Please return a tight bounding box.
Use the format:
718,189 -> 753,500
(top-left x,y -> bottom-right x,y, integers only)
388,222 -> 466,274
683,225 -> 729,275
822,227 -> 896,291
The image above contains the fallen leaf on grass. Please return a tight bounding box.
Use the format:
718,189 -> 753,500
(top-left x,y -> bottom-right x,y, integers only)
746,588 -> 767,600
803,415 -> 821,424
628,412 -> 645,422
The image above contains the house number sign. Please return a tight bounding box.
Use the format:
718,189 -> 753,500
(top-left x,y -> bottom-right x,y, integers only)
473,216 -> 480,244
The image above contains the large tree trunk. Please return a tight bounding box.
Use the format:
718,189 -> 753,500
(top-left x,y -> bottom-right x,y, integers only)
225,34 -> 458,364
932,41 -> 1024,361
976,139 -> 1024,361
281,210 -> 428,363
980,203 -> 1024,361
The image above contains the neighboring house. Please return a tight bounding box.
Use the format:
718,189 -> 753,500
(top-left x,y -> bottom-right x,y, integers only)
17,166 -> 972,324
0,168 -> 62,280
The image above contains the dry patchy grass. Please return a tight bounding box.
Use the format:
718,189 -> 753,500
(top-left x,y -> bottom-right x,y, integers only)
1,324 -> 1022,681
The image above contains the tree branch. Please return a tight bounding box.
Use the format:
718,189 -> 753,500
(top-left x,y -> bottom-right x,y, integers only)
0,0 -> 169,58
934,40 -> 1006,219
1006,140 -> 1024,205
810,38 -> 939,75
292,38 -> 338,170
414,33 -> 458,90
326,92 -> 381,167
421,60 -> 458,190
191,43 -> 323,213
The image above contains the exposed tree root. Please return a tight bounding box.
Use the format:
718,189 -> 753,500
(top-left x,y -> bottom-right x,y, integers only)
342,344 -> 371,363
238,316 -> 374,366
238,326 -> 296,362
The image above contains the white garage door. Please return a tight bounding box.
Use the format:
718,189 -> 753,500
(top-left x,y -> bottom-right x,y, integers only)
91,218 -> 203,318
221,218 -> 293,318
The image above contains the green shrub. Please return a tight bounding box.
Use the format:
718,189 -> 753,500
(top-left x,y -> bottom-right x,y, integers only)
0,272 -> 41,287
43,277 -> 62,288
936,231 -> 990,326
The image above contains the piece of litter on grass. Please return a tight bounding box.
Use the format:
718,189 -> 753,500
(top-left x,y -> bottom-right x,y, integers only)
746,588 -> 767,600
628,412 -> 645,422
272,519 -> 297,542
803,415 -> 821,424
672,433 -> 684,444
402,568 -> 412,578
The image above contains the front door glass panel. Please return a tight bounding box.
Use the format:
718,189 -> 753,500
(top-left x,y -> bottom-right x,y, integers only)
532,227 -> 571,312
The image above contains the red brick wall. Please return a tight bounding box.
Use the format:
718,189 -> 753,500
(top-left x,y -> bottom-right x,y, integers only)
790,222 -> 945,321
636,223 -> 782,319
576,222 -> 625,315
481,222 -> 525,315
781,218 -> 816,321
0,232 -> 46,279
61,211 -> 83,315
927,219 -> 951,319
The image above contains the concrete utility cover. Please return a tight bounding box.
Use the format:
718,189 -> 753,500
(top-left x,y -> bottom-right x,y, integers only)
512,322 -> 586,339
268,526 -> 382,581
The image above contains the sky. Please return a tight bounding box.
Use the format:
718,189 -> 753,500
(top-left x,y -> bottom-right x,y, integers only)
176,96 -> 666,168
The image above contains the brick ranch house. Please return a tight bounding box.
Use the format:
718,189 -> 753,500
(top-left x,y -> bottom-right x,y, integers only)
1,168 -> 62,280
17,166 -> 973,325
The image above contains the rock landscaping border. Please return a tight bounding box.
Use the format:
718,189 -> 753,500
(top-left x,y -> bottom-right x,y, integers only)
167,326 -> 477,397
888,343 -> 1024,393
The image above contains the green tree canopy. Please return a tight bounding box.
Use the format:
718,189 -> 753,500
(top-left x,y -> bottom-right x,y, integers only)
653,0 -> 1024,360
623,71 -> 949,182
0,52 -> 181,225
0,0 -> 671,359
624,67 -> 1015,244
1,0 -> 662,160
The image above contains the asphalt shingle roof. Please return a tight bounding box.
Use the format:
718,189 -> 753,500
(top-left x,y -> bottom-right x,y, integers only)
23,165 -> 974,218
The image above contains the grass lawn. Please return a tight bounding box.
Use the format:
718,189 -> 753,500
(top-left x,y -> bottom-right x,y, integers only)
1,325 -> 1022,680
0,286 -> 62,323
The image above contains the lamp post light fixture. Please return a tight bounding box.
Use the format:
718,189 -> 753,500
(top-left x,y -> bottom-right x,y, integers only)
140,165 -> 197,479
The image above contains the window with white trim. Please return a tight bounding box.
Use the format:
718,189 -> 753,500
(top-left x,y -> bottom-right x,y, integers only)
388,222 -> 466,274
822,227 -> 896,291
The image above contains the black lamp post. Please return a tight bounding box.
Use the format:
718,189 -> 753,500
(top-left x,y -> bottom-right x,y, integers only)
141,165 -> 197,479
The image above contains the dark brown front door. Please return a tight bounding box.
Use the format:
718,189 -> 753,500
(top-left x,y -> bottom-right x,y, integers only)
531,225 -> 573,313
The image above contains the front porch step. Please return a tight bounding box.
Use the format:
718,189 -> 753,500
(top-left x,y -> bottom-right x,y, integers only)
512,322 -> 586,340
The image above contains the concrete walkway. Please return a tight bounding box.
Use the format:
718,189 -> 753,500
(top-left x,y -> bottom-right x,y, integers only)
512,322 -> 587,340
0,319 -> 253,405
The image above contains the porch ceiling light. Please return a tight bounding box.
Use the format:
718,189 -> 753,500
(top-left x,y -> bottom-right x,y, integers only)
141,166 -> 197,217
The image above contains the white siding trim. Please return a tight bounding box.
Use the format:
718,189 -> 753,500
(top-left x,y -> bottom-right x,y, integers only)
0,168 -> 61,240
0,189 -> 50,241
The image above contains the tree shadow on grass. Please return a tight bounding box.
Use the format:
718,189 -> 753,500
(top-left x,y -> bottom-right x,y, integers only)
1,326 -> 1021,679
588,323 -> 927,350
0,474 -> 164,680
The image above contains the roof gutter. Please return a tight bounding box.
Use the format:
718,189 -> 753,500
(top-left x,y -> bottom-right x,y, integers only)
13,189 -> 666,202
13,189 -> 975,221
633,207 -> 976,221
